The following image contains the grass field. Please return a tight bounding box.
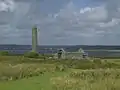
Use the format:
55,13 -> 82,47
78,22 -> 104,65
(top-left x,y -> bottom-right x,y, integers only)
0,72 -> 67,90
0,56 -> 120,90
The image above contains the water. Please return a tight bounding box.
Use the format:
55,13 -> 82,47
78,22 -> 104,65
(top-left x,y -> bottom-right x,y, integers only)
1,45 -> 120,57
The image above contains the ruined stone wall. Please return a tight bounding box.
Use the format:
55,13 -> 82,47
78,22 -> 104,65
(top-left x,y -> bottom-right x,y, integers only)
54,52 -> 88,60
53,48 -> 88,60
64,52 -> 85,59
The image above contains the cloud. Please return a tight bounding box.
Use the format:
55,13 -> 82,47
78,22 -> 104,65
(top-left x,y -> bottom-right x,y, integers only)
48,2 -> 107,35
0,0 -> 120,45
41,1 -> 120,45
0,0 -> 15,12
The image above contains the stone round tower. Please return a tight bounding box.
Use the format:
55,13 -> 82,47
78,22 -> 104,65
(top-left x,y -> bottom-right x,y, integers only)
32,26 -> 38,52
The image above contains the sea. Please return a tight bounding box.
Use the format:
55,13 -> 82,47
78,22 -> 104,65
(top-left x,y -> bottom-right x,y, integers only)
1,44 -> 120,57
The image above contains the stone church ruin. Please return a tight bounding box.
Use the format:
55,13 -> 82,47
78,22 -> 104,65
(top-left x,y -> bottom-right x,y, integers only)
54,48 -> 88,60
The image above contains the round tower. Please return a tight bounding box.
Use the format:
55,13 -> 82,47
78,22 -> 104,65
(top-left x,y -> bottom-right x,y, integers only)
32,26 -> 38,52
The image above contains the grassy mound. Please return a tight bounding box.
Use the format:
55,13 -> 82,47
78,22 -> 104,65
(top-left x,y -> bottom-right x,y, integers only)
0,51 -> 9,56
24,51 -> 39,58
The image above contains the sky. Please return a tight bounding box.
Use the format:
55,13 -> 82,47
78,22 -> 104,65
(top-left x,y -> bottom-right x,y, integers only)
0,0 -> 120,45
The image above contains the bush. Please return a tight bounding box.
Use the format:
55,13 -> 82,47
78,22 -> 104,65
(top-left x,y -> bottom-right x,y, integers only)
0,63 -> 58,81
69,69 -> 120,80
44,54 -> 54,57
0,51 -> 9,56
24,51 -> 39,58
55,65 -> 67,71
51,69 -> 120,90
93,58 -> 102,64
51,59 -> 120,69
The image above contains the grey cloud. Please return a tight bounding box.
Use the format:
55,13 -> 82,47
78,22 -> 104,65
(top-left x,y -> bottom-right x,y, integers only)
91,0 -> 120,21
43,1 -> 120,45
1,0 -> 120,45
0,12 -> 13,24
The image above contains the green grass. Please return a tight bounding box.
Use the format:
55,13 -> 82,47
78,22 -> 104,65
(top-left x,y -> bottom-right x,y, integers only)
1,56 -> 120,90
51,69 -> 120,90
1,69 -> 120,90
0,72 -> 67,90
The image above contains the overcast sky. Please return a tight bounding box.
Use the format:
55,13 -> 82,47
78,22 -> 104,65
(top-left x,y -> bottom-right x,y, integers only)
0,0 -> 120,45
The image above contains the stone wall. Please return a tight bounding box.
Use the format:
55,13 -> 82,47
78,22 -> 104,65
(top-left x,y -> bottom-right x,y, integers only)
53,48 -> 88,60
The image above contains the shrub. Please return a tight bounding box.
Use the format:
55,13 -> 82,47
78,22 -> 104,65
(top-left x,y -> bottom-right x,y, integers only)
39,54 -> 46,59
51,59 -> 120,69
65,60 -> 96,69
0,63 -> 58,81
51,69 -> 120,90
24,51 -> 39,58
55,65 -> 67,71
93,58 -> 102,64
69,69 -> 120,80
0,51 -> 9,56
44,54 -> 54,58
